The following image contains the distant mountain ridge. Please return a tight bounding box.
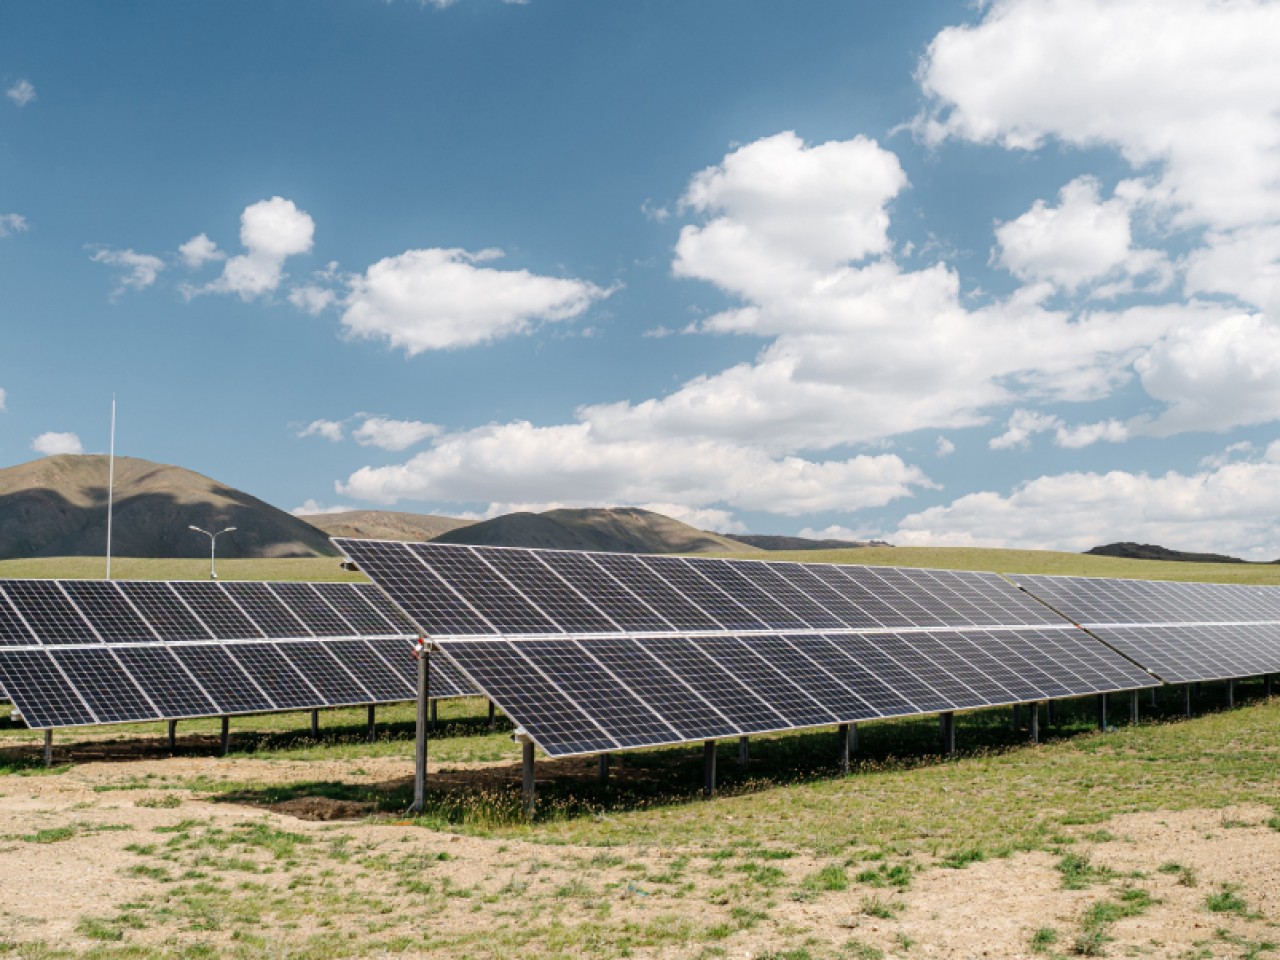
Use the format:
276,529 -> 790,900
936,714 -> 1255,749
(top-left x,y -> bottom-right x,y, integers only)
304,510 -> 475,543
726,534 -> 890,551
1085,542 -> 1246,564
0,455 -> 336,560
431,507 -> 760,554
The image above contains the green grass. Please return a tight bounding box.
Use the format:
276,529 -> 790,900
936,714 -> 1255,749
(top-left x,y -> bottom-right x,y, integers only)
713,545 -> 1280,585
0,556 -> 363,581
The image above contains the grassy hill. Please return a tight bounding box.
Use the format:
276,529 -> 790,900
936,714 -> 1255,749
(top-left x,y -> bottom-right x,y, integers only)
8,543 -> 1280,584
432,506 -> 761,554
0,454 -> 336,560
303,509 -> 475,543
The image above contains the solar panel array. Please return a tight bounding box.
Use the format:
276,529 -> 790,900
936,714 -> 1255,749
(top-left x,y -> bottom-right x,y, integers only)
1011,574 -> 1280,684
0,579 -> 475,729
336,540 -> 1156,758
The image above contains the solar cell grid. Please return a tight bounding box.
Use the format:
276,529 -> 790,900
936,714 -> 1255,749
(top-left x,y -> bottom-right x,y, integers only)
0,588 -> 37,645
60,582 -> 158,643
888,635 -> 986,708
277,642 -> 371,705
770,563 -> 882,629
170,645 -> 275,714
2,581 -> 101,644
731,562 -> 845,630
116,582 -> 213,642
837,634 -> 950,712
940,632 -> 1045,702
440,641 -> 616,754
586,553 -> 721,631
0,650 -> 96,727
408,543 -> 561,634
865,568 -> 957,626
979,630 -> 1081,698
683,559 -> 809,630
534,550 -> 673,632
746,635 -> 878,720
353,583 -> 422,634
52,648 -> 158,723
473,548 -> 618,633
580,636 -> 739,740
809,565 -> 903,627
267,582 -> 354,636
230,644 -> 321,709
639,636 -> 787,734
332,539 -> 494,635
112,647 -> 218,718
315,583 -> 400,636
170,582 -> 265,640
519,639 -> 682,748
795,635 -> 917,715
364,636 -> 473,699
324,640 -> 414,702
909,632 -> 1012,703
221,582 -> 311,638
690,635 -> 834,728
640,557 -> 766,631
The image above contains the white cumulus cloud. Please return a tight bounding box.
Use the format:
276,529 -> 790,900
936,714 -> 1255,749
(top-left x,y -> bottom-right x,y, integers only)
352,416 -> 441,452
6,79 -> 35,107
0,213 -> 29,237
195,197 -> 314,300
297,419 -> 345,442
178,233 -> 224,269
89,247 -> 165,297
340,247 -> 610,354
0,387 -> 7,412
31,431 -> 83,456
894,441 -> 1280,561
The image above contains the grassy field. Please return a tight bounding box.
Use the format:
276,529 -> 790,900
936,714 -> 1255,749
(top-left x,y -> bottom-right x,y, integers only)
5,545 -> 1280,584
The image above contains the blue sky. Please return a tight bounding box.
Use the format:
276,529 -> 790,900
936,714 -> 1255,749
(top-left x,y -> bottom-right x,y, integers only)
4,0 -> 1280,557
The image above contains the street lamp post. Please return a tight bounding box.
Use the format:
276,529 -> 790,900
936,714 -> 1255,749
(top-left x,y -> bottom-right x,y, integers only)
188,525 -> 236,580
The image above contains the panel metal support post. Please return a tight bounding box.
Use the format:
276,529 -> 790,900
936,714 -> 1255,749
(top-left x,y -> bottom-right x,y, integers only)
598,752 -> 609,785
1012,703 -> 1021,731
408,643 -> 430,815
430,699 -> 438,730
43,729 -> 52,768
366,705 -> 376,744
738,736 -> 749,764
1184,683 -> 1193,717
1266,675 -> 1274,698
168,719 -> 178,753
940,712 -> 956,757
1029,702 -> 1040,744
838,723 -> 852,774
1046,699 -> 1057,726
1130,690 -> 1139,725
311,709 -> 320,739
1227,678 -> 1236,709
1096,694 -> 1108,731
703,740 -> 717,799
220,716 -> 230,756
1150,687 -> 1158,707
488,700 -> 496,730
522,741 -> 536,820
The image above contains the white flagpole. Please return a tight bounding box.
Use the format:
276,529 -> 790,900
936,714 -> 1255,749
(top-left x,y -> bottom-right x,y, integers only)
106,395 -> 116,580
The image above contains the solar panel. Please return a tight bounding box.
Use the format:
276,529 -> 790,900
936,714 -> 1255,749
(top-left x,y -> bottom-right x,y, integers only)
0,587 -> 38,645
228,643 -> 321,709
51,648 -> 158,723
323,640 -> 414,702
117,582 -> 213,641
59,581 -> 158,643
170,645 -> 275,714
585,553 -> 721,631
112,647 -> 220,718
405,543 -> 561,634
0,650 -> 96,727
314,583 -> 399,635
1,581 -> 101,644
221,582 -> 312,637
276,641 -> 371,706
641,557 -> 767,631
170,582 -> 265,640
682,559 -> 809,630
267,583 -> 354,636
533,550 -> 674,632
353,582 -> 422,634
473,548 -> 620,633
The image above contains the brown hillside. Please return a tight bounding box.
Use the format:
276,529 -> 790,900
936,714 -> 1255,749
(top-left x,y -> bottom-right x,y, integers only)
303,509 -> 475,543
431,507 -> 761,554
0,455 -> 336,560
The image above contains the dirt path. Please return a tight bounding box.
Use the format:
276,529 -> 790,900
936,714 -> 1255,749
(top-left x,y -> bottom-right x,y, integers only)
2,756 -> 1278,958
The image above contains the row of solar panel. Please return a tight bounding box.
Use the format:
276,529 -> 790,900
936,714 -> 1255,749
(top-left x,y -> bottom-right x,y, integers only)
0,637 -> 475,729
1088,624 -> 1280,685
334,539 -> 1064,638
439,628 -> 1156,756
0,579 -> 417,646
1011,574 -> 1280,627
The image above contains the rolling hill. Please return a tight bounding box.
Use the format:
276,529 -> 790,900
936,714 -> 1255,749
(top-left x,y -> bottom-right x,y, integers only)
431,507 -> 762,554
0,455 -> 337,560
726,533 -> 890,551
303,509 -> 475,543
1086,542 -> 1247,564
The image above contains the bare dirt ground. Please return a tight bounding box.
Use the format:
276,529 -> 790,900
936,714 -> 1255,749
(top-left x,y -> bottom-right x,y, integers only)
2,754 -> 1279,958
